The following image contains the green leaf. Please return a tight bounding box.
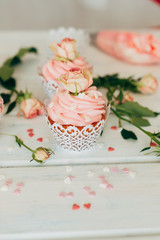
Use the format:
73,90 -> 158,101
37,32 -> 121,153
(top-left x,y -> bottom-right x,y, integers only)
140,147 -> 151,152
0,93 -> 11,104
131,116 -> 150,127
121,128 -> 137,140
0,66 -> 14,81
116,101 -> 157,117
3,47 -> 38,67
6,101 -> 17,114
0,77 -> 16,90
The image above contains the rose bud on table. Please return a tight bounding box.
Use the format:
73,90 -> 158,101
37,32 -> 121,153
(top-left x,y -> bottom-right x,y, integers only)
137,74 -> 158,94
20,97 -> 44,119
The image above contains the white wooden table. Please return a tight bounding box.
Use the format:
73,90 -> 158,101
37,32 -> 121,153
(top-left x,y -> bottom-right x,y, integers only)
0,31 -> 160,240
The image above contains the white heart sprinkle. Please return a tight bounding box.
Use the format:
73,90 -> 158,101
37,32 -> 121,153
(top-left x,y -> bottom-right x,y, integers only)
88,170 -> 95,177
43,137 -> 50,142
66,166 -> 72,172
97,143 -> 105,149
129,171 -> 136,178
64,177 -> 72,184
0,185 -> 9,192
102,166 -> 110,173
0,174 -> 6,181
7,146 -> 14,152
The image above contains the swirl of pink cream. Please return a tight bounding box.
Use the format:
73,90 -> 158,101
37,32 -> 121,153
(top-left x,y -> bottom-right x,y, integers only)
42,56 -> 91,84
47,86 -> 106,126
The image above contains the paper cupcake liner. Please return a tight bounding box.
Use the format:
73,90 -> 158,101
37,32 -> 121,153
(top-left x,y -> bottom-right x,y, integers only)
47,27 -> 90,57
46,117 -> 106,152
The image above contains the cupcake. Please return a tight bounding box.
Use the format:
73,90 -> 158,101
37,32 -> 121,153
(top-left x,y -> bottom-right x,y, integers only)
46,68 -> 109,151
40,38 -> 91,98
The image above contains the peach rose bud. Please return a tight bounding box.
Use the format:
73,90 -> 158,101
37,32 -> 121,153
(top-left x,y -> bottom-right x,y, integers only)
59,68 -> 93,94
33,147 -> 50,163
20,97 -> 44,119
0,97 -> 3,116
137,74 -> 158,94
50,38 -> 77,61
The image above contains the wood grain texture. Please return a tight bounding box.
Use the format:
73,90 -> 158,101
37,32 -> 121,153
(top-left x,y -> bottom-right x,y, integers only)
0,163 -> 160,239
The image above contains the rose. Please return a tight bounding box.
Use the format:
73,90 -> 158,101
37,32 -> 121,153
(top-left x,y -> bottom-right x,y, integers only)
20,97 -> 44,119
50,38 -> 77,61
32,147 -> 50,163
59,68 -> 93,94
137,74 -> 158,94
0,97 -> 3,116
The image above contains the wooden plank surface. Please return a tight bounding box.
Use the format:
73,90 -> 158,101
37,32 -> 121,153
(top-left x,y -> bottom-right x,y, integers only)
0,163 -> 160,239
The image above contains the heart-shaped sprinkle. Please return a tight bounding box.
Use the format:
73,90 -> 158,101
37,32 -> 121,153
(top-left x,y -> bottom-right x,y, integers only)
72,204 -> 80,210
122,168 -> 129,173
108,147 -> 115,151
64,177 -> 72,184
99,175 -> 106,180
89,191 -> 96,197
88,170 -> 95,177
111,167 -> 118,173
37,138 -> 43,142
66,166 -> 72,172
129,171 -> 136,178
59,191 -> 66,198
106,184 -> 114,190
13,189 -> 21,195
68,175 -> 75,180
28,132 -> 34,137
102,166 -> 110,173
111,126 -> 117,130
83,203 -> 91,209
27,129 -> 33,132
83,186 -> 91,192
5,179 -> 13,186
67,192 -> 74,198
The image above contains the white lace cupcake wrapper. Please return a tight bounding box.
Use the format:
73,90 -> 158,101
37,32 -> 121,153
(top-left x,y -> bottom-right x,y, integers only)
47,27 -> 90,57
46,117 -> 106,152
41,76 -> 60,99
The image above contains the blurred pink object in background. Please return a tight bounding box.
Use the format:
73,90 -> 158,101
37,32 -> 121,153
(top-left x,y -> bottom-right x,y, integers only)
96,31 -> 160,65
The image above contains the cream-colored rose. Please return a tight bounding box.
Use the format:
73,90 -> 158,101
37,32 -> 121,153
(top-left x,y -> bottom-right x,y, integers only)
0,97 -> 3,116
20,97 -> 44,119
50,38 -> 77,61
114,93 -> 134,105
137,74 -> 158,94
59,68 -> 93,93
33,147 -> 50,162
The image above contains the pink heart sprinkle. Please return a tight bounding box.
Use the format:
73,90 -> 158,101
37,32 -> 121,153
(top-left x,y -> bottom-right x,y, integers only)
111,167 -> 118,173
68,175 -> 75,180
101,180 -> 108,185
122,168 -> 129,173
59,192 -> 66,198
27,128 -> 33,132
150,142 -> 157,147
108,147 -> 115,151
5,179 -> 13,186
89,191 -> 96,197
67,192 -> 74,198
111,126 -> 117,130
13,189 -> 21,195
99,175 -> 106,180
37,138 -> 43,142
106,184 -> 114,190
28,132 -> 34,137
16,182 -> 24,188
83,186 -> 91,192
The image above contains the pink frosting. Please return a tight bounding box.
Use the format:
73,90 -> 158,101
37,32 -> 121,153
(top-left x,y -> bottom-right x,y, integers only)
47,86 -> 106,126
42,56 -> 91,84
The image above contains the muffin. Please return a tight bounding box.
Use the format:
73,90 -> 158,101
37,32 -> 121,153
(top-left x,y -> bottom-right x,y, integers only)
40,38 -> 91,98
46,68 -> 109,151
